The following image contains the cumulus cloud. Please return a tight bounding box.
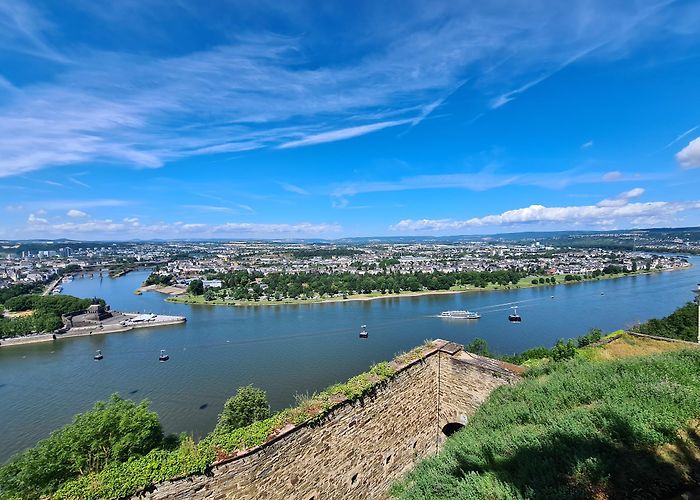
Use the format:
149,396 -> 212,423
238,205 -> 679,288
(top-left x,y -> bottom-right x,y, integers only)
66,209 -> 88,218
597,187 -> 644,207
27,212 -> 47,224
676,136 -> 700,169
391,189 -> 700,233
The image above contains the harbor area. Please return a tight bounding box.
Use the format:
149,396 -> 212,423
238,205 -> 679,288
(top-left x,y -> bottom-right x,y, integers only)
0,304 -> 186,347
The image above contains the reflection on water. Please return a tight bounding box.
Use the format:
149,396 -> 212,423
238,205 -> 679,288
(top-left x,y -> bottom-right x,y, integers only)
1,261 -> 698,462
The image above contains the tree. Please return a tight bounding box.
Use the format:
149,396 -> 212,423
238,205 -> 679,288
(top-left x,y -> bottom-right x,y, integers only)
465,338 -> 490,357
215,385 -> 271,434
187,279 -> 204,296
0,394 -> 163,499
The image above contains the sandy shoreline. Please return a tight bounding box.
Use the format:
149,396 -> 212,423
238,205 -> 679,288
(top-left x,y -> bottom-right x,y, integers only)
136,284 -> 187,296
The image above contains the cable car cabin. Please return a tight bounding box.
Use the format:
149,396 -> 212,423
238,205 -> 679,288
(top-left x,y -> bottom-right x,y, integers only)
359,324 -> 368,338
508,306 -> 522,323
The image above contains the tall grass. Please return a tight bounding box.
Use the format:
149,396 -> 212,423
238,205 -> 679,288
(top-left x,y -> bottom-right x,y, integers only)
393,350 -> 700,499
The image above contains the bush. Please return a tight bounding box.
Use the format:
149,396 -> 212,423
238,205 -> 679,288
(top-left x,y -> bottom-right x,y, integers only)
551,339 -> 576,361
0,394 -> 163,499
215,386 -> 271,434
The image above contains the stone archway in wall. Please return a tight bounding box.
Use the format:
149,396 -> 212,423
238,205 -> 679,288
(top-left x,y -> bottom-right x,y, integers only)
441,422 -> 465,437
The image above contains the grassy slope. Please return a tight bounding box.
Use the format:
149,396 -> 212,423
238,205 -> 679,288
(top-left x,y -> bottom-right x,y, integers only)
393,342 -> 700,499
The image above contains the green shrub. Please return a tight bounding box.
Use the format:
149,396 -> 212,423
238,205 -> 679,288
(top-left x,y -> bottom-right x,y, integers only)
215,385 -> 271,434
0,394 -> 163,499
632,302 -> 698,342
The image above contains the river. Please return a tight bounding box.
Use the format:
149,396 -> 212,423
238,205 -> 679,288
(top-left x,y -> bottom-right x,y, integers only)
1,261 -> 699,463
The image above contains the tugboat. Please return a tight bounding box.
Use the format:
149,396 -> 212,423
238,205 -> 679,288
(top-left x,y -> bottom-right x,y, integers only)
508,306 -> 522,323
93,349 -> 103,360
359,325 -> 368,339
158,349 -> 170,362
440,310 -> 481,319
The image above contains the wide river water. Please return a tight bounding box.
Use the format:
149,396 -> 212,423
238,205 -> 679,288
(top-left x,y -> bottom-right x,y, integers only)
2,261 -> 699,462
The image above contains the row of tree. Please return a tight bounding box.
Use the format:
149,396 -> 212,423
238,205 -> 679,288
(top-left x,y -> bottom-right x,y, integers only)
193,269 -> 530,301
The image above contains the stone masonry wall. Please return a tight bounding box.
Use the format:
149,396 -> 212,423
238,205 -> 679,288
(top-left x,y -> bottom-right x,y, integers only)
437,350 -> 520,433
137,342 -> 519,500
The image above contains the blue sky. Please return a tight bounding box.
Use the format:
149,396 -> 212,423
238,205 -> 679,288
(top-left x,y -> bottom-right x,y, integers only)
1,0 -> 700,239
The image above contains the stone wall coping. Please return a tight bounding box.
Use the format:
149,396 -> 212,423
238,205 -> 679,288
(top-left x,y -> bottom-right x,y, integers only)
184,339 -> 455,472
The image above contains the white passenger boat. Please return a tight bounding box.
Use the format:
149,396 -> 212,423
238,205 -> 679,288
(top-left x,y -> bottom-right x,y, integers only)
440,310 -> 480,319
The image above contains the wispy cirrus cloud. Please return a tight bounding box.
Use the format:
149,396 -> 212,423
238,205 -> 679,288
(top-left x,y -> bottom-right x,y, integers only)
1,0 -> 697,176
279,119 -> 413,149
280,183 -> 309,195
332,169 -> 655,197
23,214 -> 341,239
391,189 -> 700,233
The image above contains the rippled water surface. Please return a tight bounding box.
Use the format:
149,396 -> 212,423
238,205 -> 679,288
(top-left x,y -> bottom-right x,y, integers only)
1,260 -> 698,462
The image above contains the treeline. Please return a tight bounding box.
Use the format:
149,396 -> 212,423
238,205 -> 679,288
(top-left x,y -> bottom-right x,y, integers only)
0,295 -> 104,338
0,283 -> 44,304
631,301 -> 698,342
201,269 -> 528,301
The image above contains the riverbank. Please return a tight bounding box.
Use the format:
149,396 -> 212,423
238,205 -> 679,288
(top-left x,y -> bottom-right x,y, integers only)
165,266 -> 686,307
0,313 -> 186,348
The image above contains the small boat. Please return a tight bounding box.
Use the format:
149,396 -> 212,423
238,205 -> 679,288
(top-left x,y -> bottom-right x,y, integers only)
508,306 -> 522,323
93,350 -> 103,360
158,349 -> 169,362
440,310 -> 481,319
601,292 -> 605,295
359,325 -> 368,339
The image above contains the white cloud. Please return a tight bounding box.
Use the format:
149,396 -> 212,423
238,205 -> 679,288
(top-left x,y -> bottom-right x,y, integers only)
332,169 -> 647,197
602,171 -> 623,181
676,136 -> 700,169
581,140 -> 593,149
182,205 -> 234,213
5,204 -> 24,212
280,183 -> 309,196
18,216 -> 341,239
27,212 -> 47,224
596,187 -> 644,207
1,1 -> 697,175
66,209 -> 88,218
278,120 -> 412,149
391,189 -> 700,233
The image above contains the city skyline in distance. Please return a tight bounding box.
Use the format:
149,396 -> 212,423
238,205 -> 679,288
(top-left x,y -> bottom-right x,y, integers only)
1,1 -> 700,239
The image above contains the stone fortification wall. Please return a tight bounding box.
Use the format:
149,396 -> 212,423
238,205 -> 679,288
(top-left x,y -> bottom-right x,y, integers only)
437,349 -> 521,433
137,341 -> 519,500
